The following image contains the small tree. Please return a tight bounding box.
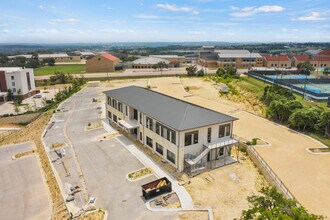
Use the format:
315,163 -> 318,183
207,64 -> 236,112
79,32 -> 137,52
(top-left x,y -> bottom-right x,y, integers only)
196,69 -> 205,77
15,89 -> 23,105
14,105 -> 20,115
186,65 -> 197,76
50,75 -> 57,85
323,67 -> 329,76
241,187 -> 323,220
43,58 -> 56,66
152,61 -> 168,75
43,79 -> 48,86
7,89 -> 14,101
297,61 -> 315,73
317,110 -> 330,136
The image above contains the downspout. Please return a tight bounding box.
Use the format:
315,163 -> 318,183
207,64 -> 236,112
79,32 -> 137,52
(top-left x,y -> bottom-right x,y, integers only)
177,131 -> 180,172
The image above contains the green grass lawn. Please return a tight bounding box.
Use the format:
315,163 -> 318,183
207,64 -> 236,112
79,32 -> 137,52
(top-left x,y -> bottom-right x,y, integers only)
34,64 -> 85,76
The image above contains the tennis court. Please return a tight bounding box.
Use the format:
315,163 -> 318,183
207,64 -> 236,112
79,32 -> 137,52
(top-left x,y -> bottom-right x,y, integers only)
294,83 -> 330,94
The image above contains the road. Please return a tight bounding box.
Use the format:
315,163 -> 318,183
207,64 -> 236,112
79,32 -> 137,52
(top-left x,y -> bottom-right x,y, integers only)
34,66 -> 217,80
44,86 -> 178,219
0,142 -> 51,220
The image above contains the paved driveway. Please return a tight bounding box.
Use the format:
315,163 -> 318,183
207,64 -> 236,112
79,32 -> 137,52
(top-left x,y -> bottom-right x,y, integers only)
45,87 -> 178,219
0,142 -> 51,220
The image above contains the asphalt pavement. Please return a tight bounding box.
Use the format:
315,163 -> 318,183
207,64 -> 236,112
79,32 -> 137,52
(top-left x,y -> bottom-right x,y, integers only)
0,142 -> 51,220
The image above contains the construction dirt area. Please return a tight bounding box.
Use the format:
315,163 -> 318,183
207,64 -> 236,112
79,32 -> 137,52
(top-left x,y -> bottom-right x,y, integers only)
147,76 -> 330,218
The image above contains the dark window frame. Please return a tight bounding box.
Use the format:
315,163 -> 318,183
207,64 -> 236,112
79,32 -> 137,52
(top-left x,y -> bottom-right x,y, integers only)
156,143 -> 163,155
146,136 -> 153,148
167,150 -> 175,164
184,131 -> 198,146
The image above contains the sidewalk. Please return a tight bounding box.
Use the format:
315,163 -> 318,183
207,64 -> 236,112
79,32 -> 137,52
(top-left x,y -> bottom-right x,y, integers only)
115,136 -> 194,209
105,125 -> 194,209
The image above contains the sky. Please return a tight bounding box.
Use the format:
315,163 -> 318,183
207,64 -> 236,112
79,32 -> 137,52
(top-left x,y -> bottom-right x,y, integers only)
0,0 -> 329,43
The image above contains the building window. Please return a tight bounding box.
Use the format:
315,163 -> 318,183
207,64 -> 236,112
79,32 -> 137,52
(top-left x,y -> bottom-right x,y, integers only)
125,106 -> 128,116
218,148 -> 224,156
113,114 -> 117,123
156,143 -> 163,155
13,88 -> 16,93
11,75 -> 14,80
207,127 -> 212,143
108,97 -> 112,106
146,136 -> 153,148
139,113 -> 143,125
156,122 -> 176,144
26,72 -> 31,90
167,150 -> 175,164
112,99 -> 117,109
108,111 -> 112,119
146,117 -> 153,131
184,131 -> 198,146
219,124 -> 231,138
12,82 -> 15,86
118,102 -> 123,112
140,132 -> 142,141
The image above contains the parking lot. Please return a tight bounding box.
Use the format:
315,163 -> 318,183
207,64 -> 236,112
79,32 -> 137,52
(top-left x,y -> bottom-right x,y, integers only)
43,87 -> 178,219
0,142 -> 51,220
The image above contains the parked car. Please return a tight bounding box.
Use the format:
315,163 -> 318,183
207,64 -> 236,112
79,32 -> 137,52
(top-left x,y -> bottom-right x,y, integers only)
33,94 -> 42,98
66,195 -> 74,202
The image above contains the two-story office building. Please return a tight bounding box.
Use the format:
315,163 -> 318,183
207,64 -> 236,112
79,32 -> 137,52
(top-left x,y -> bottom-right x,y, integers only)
104,86 -> 238,175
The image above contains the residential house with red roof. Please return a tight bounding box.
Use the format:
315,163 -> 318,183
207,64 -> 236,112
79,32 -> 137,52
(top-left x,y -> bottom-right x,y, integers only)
262,54 -> 291,68
310,56 -> 330,69
291,54 -> 310,67
86,53 -> 122,73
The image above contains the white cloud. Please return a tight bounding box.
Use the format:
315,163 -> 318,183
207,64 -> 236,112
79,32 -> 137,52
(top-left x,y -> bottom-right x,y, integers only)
48,18 -> 79,25
50,5 -> 56,9
1,29 -> 10,33
256,6 -> 284,13
156,4 -> 199,15
38,5 -> 44,10
295,12 -> 326,21
281,28 -> 287,32
230,5 -> 284,17
0,23 -> 8,27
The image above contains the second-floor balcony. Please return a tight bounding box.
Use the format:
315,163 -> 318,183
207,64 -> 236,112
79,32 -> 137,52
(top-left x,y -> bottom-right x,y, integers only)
204,136 -> 239,149
118,119 -> 139,130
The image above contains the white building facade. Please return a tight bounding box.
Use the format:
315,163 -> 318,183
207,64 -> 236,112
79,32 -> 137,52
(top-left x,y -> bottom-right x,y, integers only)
104,86 -> 238,175
0,67 -> 36,101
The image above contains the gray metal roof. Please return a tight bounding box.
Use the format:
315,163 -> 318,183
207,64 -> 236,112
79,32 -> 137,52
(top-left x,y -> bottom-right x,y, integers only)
132,57 -> 170,65
104,86 -> 237,131
215,50 -> 250,54
218,53 -> 262,59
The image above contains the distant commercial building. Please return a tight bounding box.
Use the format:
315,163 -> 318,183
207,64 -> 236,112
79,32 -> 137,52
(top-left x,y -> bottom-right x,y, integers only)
66,52 -> 81,61
132,57 -> 170,69
104,86 -> 238,174
86,53 -> 121,72
262,54 -> 291,68
38,53 -> 71,62
79,51 -> 96,59
198,47 -> 263,69
150,55 -> 186,66
305,49 -> 322,56
0,67 -> 36,102
8,54 -> 33,59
